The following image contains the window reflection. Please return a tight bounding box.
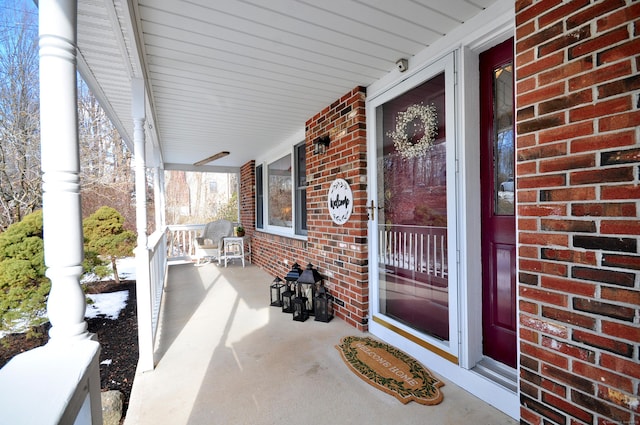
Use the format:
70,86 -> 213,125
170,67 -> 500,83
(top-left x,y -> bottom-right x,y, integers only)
268,155 -> 292,228
494,64 -> 514,216
377,71 -> 450,341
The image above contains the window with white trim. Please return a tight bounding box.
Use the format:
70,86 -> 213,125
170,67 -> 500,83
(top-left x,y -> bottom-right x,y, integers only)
268,154 -> 292,228
256,141 -> 307,236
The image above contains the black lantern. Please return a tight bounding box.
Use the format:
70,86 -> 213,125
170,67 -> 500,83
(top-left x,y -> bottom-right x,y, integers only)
284,263 -> 302,293
284,262 -> 302,282
270,276 -> 285,307
282,263 -> 302,314
314,286 -> 334,323
297,263 -> 323,316
281,286 -> 294,313
292,294 -> 309,322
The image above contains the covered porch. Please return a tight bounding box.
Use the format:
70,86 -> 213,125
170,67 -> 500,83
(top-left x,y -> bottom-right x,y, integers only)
124,260 -> 516,424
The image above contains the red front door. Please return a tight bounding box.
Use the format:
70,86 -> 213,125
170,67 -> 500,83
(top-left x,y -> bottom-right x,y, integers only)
480,38 -> 517,368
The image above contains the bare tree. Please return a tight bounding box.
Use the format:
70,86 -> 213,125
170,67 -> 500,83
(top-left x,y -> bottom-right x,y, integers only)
77,81 -> 138,231
0,4 -> 139,234
165,170 -> 237,225
0,4 -> 40,231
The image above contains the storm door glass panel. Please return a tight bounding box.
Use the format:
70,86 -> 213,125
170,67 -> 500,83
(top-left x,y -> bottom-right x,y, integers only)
268,155 -> 292,228
494,64 -> 515,216
376,72 -> 449,341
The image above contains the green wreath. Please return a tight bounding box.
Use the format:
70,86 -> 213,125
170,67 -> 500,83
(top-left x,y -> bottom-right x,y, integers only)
387,103 -> 438,159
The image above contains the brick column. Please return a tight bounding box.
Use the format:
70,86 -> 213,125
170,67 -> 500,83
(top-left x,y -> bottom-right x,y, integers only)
306,86 -> 368,330
515,2 -> 640,424
240,160 -> 255,234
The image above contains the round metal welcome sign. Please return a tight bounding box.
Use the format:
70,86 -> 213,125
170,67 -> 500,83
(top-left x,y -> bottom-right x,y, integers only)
327,178 -> 353,225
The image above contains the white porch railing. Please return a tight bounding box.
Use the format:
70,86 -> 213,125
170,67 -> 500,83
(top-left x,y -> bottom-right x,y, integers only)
136,227 -> 170,372
148,228 -> 168,337
166,224 -> 204,260
0,229 -> 172,424
137,225 -> 200,372
378,224 -> 448,285
0,339 -> 102,425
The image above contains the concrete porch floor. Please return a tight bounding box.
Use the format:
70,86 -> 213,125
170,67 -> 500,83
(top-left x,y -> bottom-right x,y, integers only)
124,261 -> 518,425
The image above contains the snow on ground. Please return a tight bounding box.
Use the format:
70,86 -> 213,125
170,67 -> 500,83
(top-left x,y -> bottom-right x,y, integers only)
116,257 -> 137,280
1,258 -> 136,339
84,257 -> 135,320
81,257 -> 137,284
0,319 -> 30,339
85,290 -> 129,320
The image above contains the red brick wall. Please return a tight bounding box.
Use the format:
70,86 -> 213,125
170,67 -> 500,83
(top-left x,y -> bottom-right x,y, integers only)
515,1 -> 640,424
251,231 -> 309,281
239,161 -> 255,234
248,87 -> 369,331
306,87 -> 369,330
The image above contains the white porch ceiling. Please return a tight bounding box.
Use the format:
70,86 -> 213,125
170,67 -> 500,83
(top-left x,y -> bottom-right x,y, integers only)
76,0 -> 497,170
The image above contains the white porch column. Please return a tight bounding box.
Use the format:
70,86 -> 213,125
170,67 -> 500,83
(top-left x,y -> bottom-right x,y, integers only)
160,168 -> 167,228
132,78 -> 148,248
39,0 -> 88,342
153,166 -> 165,230
132,78 -> 155,371
3,1 -> 105,423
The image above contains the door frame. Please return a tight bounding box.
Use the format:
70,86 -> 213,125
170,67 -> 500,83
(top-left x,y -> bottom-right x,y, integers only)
479,37 -> 517,368
364,19 -> 519,419
457,36 -> 518,372
366,52 -> 460,362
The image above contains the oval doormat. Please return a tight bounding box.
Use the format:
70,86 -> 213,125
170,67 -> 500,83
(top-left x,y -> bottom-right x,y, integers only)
336,336 -> 444,405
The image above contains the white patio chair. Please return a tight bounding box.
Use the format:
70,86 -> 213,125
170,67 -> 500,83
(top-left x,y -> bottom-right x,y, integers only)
194,219 -> 233,265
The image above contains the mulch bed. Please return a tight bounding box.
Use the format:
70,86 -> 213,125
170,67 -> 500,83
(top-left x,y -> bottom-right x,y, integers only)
0,280 -> 138,419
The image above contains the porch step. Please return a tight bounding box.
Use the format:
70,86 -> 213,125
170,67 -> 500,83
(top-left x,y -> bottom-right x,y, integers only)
473,357 -> 518,393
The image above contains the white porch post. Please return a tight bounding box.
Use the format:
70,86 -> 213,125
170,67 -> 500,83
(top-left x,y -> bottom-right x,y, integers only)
0,1 -> 106,423
39,0 -> 87,342
132,78 -> 155,372
160,168 -> 167,228
153,165 -> 166,230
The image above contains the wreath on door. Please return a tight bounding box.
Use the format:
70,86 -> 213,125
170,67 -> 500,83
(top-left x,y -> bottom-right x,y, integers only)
387,103 -> 438,159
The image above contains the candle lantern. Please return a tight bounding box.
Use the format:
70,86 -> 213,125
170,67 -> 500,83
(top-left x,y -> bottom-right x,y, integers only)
270,276 -> 285,307
281,286 -> 294,313
292,294 -> 309,322
314,286 -> 334,323
284,262 -> 303,285
297,263 -> 323,316
282,263 -> 302,313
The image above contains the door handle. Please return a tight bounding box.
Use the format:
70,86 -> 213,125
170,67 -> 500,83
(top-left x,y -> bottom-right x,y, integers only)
366,200 -> 381,220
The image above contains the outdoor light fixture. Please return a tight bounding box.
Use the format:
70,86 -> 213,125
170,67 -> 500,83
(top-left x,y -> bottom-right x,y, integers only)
297,263 -> 323,315
193,150 -> 230,166
313,135 -> 330,155
270,276 -> 285,307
